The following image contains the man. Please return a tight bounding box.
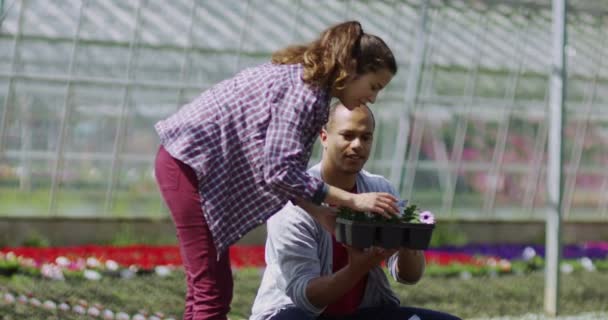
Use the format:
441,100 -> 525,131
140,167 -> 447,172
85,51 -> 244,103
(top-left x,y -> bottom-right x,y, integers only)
250,103 -> 461,320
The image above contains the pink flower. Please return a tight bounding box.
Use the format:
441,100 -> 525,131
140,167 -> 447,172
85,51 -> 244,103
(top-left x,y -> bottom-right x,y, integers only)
419,211 -> 435,224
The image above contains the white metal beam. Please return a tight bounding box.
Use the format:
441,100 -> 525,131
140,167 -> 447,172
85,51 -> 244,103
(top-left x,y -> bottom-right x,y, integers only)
545,0 -> 566,316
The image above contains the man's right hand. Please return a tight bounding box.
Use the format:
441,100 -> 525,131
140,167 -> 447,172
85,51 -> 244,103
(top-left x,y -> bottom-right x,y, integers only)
346,246 -> 397,273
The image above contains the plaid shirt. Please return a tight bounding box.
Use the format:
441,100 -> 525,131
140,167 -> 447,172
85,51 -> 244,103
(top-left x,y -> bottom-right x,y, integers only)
155,63 -> 330,253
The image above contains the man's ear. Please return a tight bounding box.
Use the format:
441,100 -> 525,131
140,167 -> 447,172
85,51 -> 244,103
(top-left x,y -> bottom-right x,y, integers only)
320,128 -> 328,148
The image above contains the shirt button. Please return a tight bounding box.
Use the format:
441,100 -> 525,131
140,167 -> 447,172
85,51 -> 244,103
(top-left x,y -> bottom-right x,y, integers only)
238,234 -> 242,238
258,219 -> 264,224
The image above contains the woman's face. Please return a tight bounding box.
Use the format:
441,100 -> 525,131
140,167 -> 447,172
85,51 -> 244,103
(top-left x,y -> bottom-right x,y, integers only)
334,68 -> 394,109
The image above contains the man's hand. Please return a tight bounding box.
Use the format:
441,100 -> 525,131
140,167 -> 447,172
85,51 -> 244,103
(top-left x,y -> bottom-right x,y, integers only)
351,192 -> 399,218
395,247 -> 425,283
346,246 -> 397,273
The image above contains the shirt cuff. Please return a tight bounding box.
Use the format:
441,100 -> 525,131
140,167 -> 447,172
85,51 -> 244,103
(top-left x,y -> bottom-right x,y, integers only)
311,182 -> 328,205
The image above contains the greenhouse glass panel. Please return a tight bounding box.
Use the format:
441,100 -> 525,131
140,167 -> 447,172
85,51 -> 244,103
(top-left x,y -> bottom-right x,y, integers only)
8,80 -> 65,152
17,39 -> 73,75
20,0 -> 80,38
410,168 -> 443,214
0,158 -> 53,217
125,87 -> 181,156
55,159 -> 111,217
67,84 -> 123,154
133,48 -> 183,83
0,38 -> 14,72
111,161 -> 164,218
79,0 -> 137,43
73,45 -> 132,79
0,0 -> 607,222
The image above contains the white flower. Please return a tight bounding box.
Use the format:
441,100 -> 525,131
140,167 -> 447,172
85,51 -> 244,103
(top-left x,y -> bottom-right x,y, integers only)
580,257 -> 595,272
105,260 -> 120,271
155,266 -> 171,277
29,298 -> 42,307
133,314 -> 146,320
522,246 -> 536,261
86,257 -> 101,268
41,263 -> 65,281
59,302 -> 71,311
486,258 -> 498,267
3,293 -> 15,304
498,259 -> 512,271
102,309 -> 115,320
84,269 -> 102,281
459,271 -> 472,280
116,311 -> 131,320
43,300 -> 57,310
88,306 -> 101,317
73,305 -> 86,314
560,263 -> 574,274
55,256 -> 71,267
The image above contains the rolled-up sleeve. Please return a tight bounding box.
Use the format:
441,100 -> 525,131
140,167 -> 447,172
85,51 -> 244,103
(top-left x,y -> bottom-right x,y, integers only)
268,204 -> 326,316
263,84 -> 327,204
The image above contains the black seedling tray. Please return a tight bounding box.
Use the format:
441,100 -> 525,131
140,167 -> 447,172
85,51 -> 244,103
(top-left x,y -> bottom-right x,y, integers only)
335,218 -> 434,250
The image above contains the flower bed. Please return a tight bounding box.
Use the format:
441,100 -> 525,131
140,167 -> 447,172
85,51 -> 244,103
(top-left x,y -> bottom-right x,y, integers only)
1,243 -> 608,281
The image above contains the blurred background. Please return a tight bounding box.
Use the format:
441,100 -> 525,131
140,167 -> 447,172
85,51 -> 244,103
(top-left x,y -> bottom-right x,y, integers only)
1,0 -> 607,245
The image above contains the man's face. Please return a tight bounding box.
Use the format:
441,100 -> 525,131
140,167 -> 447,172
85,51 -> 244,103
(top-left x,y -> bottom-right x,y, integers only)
321,105 -> 374,174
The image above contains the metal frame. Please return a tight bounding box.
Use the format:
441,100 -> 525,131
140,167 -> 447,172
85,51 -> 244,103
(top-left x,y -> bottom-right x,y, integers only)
544,0 -> 566,315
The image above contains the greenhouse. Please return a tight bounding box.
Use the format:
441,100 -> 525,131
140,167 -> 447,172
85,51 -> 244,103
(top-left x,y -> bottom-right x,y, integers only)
0,0 -> 607,222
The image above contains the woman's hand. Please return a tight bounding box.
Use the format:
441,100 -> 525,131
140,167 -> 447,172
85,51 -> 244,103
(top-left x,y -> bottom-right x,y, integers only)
351,192 -> 399,218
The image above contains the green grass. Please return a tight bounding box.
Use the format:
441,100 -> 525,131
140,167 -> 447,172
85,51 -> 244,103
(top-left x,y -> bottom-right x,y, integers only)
0,187 -> 164,217
1,269 -> 608,319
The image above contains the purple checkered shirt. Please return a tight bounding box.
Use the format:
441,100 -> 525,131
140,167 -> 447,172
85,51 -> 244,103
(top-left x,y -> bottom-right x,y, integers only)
155,63 -> 331,254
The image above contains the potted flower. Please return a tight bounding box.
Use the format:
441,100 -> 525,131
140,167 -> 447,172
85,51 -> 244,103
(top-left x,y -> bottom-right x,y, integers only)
334,201 -> 435,250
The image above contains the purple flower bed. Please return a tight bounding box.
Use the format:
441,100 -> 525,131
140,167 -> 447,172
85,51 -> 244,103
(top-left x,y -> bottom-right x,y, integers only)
431,242 -> 608,260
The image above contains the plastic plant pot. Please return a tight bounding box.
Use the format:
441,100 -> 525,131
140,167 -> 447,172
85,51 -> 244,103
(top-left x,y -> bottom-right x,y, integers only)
335,218 -> 435,250
377,224 -> 403,249
401,223 -> 435,250
335,218 -> 376,249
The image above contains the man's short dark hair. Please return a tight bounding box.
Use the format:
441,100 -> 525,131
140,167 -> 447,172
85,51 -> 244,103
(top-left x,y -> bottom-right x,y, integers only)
324,102 -> 376,131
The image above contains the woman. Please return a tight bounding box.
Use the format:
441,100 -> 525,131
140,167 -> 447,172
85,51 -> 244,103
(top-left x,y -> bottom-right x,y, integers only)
154,21 -> 399,320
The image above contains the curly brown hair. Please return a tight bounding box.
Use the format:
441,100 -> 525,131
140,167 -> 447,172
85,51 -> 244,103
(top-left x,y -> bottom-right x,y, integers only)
271,21 -> 397,90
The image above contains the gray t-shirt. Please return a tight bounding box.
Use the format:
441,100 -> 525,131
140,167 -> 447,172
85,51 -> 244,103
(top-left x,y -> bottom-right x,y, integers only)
250,163 -> 420,320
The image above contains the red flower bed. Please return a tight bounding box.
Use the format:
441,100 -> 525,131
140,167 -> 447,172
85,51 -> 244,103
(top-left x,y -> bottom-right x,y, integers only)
1,245 -> 483,269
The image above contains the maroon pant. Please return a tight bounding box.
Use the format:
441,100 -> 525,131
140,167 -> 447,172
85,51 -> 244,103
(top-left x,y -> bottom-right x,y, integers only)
155,146 -> 233,320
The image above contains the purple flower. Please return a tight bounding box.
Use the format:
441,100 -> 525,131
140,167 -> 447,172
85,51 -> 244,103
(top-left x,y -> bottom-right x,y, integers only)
419,211 -> 435,224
